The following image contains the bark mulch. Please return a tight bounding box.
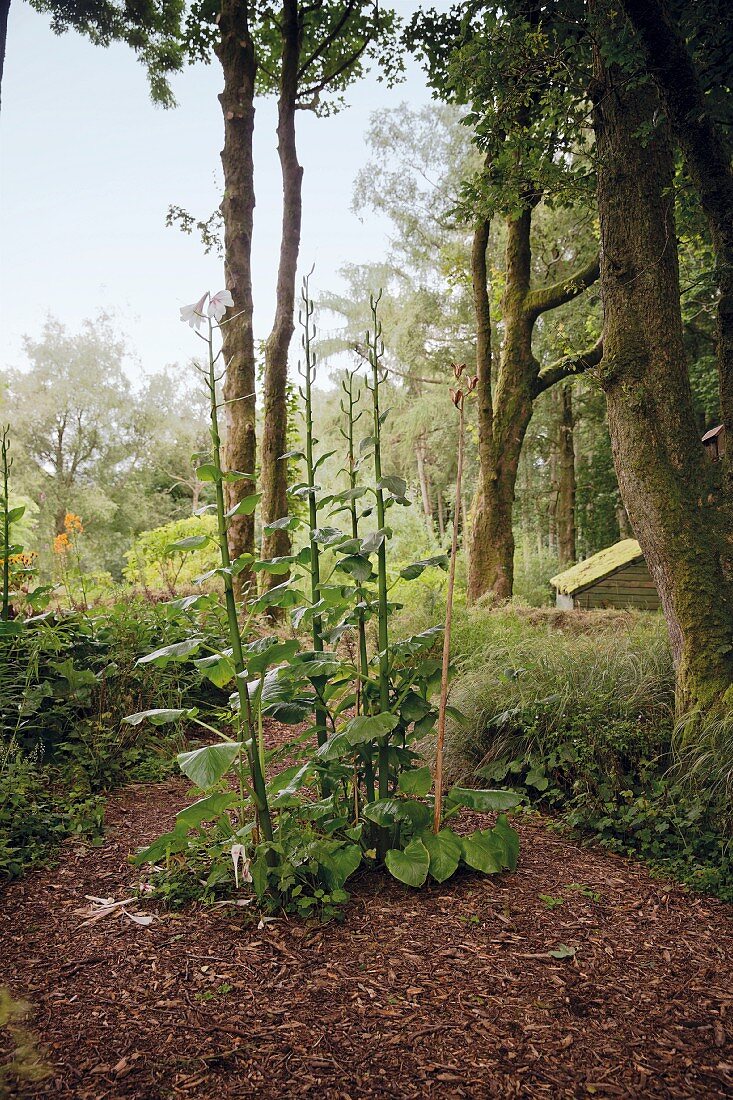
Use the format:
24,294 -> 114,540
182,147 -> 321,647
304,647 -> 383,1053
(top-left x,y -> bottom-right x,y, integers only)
1,730 -> 732,1099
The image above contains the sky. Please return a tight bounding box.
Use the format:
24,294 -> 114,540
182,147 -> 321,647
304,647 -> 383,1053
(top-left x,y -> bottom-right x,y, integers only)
0,2 -> 440,382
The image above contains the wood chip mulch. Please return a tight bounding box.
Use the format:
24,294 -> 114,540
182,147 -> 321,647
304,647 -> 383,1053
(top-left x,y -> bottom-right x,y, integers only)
1,723 -> 732,1099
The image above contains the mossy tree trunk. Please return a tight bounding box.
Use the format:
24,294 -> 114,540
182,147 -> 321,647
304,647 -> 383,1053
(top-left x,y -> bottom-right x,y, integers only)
260,0 -> 303,592
467,210 -> 601,603
556,383 -> 576,567
590,5 -> 733,719
216,0 -> 258,590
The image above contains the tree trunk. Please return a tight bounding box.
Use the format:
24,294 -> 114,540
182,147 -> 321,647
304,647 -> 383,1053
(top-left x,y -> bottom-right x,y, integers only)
216,0 -> 258,590
590,10 -> 733,718
618,0 -> 733,476
469,211 -> 536,602
415,434 -> 432,527
260,0 -> 303,587
557,383 -> 576,566
0,0 -> 10,112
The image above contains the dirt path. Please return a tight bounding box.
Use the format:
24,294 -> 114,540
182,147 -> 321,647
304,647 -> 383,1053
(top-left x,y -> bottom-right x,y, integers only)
1,772 -> 732,1099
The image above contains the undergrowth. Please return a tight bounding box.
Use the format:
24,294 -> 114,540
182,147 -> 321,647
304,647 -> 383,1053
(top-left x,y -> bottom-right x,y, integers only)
435,606 -> 733,902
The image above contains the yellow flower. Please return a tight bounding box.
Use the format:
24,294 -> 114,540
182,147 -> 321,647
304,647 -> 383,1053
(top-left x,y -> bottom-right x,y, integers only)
53,533 -> 71,555
64,512 -> 83,535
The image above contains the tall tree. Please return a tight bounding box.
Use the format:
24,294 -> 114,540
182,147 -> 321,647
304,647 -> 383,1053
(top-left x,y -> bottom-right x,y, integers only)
588,0 -> 733,718
259,0 -> 398,585
409,2 -> 601,601
185,1 -> 396,592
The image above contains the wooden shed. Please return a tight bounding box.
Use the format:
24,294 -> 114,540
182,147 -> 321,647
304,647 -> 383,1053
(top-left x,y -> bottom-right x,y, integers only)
550,539 -> 661,611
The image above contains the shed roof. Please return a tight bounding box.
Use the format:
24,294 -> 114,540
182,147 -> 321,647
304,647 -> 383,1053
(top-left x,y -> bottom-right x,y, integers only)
550,539 -> 645,596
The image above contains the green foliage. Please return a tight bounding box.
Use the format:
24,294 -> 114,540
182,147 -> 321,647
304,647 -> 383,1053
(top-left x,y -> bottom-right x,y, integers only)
124,515 -> 218,593
441,607 -> 733,901
128,287 -> 520,918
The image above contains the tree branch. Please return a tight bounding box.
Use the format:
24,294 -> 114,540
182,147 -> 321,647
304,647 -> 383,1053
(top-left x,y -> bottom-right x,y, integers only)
296,0 -> 360,82
533,337 -> 603,397
525,255 -> 600,318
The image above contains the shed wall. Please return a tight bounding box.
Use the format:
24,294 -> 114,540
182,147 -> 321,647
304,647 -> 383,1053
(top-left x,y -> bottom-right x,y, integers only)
574,561 -> 661,610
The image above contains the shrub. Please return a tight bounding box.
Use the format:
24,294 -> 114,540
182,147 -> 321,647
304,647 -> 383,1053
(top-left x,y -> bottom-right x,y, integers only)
124,516 -> 218,594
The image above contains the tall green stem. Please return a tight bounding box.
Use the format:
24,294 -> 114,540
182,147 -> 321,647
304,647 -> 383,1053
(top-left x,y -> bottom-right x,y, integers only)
341,370 -> 374,801
1,428 -> 10,622
433,392 -> 466,832
207,321 -> 273,843
367,294 -> 391,798
299,275 -> 328,747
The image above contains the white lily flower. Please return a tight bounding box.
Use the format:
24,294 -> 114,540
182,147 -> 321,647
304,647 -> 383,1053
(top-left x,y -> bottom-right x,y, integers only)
231,843 -> 252,888
208,288 -> 234,322
180,292 -> 209,329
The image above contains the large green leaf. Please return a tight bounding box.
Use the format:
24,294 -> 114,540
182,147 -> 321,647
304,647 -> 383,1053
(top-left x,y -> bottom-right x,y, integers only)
385,838 -> 430,887
174,792 -> 236,831
420,828 -> 462,883
344,712 -> 398,745
336,554 -> 373,583
194,654 -> 236,688
319,842 -> 362,889
398,766 -> 433,797
167,534 -> 211,552
447,787 -> 521,812
225,492 -> 261,518
132,830 -> 190,866
491,814 -> 520,871
243,637 -> 300,676
122,708 -> 190,727
363,798 -> 403,827
459,830 -> 503,874
177,742 -> 243,788
137,637 -> 202,668
399,554 -> 449,581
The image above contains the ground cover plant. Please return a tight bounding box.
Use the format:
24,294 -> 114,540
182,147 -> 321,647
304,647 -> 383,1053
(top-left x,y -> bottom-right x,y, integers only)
126,286 -> 521,918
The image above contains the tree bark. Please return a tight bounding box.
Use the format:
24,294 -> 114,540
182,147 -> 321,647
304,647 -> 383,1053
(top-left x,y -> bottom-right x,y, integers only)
467,200 -> 601,603
557,383 -> 576,566
216,0 -> 258,589
590,8 -> 733,718
0,0 -> 10,112
618,0 -> 733,474
260,0 -> 303,587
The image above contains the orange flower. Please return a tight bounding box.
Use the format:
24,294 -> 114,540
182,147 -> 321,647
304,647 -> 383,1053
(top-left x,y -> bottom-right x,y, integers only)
64,512 -> 83,535
54,533 -> 71,555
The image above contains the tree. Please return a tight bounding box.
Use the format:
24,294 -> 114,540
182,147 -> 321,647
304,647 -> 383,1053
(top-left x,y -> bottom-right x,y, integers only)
588,0 -> 733,718
184,1 -> 397,594
2,0 -> 184,110
409,2 -> 601,601
7,315 -> 137,538
258,1 -> 399,587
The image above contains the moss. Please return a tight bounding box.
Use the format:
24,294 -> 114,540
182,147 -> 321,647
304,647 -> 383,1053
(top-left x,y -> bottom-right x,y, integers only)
550,539 -> 644,595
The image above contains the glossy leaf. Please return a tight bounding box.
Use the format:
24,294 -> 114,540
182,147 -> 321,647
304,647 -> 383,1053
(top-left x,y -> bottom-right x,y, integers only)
344,712 -> 399,745
398,766 -> 433,797
385,838 -> 430,887
177,742 -> 243,788
420,828 -> 462,883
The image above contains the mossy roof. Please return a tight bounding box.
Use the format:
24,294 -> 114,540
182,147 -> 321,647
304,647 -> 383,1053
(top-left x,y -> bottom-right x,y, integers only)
550,539 -> 644,595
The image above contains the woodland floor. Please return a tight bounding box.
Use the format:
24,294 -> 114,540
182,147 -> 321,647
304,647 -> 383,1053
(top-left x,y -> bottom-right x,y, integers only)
1,723 -> 732,1099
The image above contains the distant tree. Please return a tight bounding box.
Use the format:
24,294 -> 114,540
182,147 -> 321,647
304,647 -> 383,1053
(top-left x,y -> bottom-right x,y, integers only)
409,1 -> 602,602
6,315 -> 137,538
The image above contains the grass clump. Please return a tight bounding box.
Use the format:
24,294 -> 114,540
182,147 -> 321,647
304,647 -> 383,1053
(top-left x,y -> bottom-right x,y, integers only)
437,606 -> 733,901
